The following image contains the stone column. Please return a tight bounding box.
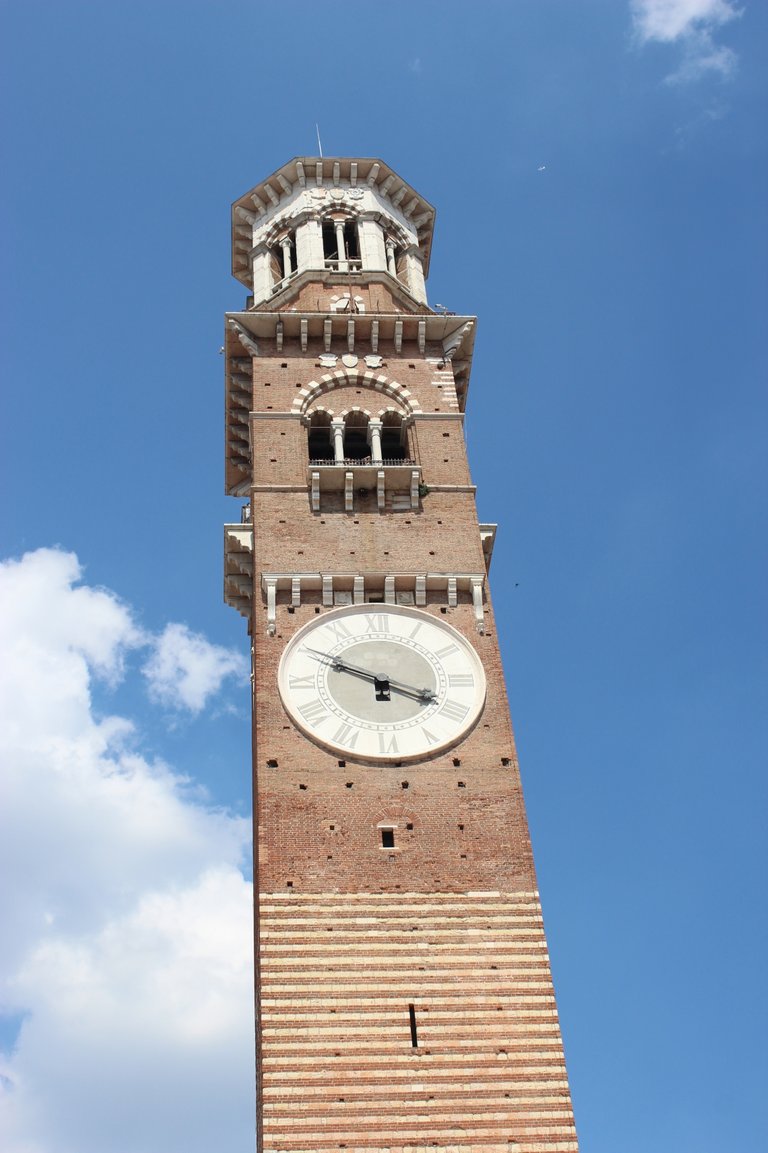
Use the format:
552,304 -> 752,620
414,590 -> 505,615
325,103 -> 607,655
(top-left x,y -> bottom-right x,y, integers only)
334,220 -> 347,272
331,419 -> 346,463
368,419 -> 383,463
279,236 -> 293,279
385,239 -> 397,278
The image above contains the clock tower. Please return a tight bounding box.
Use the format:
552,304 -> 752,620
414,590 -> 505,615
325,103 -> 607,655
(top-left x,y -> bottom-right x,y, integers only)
224,158 -> 578,1153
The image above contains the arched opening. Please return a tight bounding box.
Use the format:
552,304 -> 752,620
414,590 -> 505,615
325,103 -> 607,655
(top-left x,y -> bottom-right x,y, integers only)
381,411 -> 407,462
307,411 -> 334,463
322,217 -> 361,272
270,230 -> 297,290
343,411 -> 370,462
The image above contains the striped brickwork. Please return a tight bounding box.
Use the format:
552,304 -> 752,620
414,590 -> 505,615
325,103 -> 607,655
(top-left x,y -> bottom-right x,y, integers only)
258,891 -> 577,1153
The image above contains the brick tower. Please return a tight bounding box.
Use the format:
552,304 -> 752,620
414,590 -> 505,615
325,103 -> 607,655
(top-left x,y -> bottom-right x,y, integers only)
224,158 -> 578,1153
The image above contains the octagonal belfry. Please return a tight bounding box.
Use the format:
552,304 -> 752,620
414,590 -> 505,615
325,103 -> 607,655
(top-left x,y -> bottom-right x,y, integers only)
224,156 -> 578,1153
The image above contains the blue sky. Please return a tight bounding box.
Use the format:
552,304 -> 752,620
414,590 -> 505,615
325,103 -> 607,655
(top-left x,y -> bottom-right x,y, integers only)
1,2 -> 766,1150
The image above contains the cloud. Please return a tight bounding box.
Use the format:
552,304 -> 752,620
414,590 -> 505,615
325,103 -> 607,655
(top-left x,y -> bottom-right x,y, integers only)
630,0 -> 741,81
143,622 -> 249,713
0,549 -> 254,1152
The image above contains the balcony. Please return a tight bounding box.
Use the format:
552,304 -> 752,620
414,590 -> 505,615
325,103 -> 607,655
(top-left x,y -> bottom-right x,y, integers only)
307,460 -> 422,512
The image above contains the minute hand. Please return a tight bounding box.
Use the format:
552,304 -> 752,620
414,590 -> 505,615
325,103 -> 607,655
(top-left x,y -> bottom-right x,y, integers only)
306,649 -> 436,702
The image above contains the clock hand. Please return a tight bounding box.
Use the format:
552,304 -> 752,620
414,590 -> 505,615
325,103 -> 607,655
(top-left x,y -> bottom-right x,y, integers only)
304,648 -> 436,703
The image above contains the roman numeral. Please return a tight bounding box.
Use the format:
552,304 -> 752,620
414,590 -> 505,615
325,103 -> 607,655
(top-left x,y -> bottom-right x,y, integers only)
288,674 -> 315,690
448,673 -> 474,689
364,612 -> 390,633
421,728 -> 439,746
439,699 -> 469,723
298,699 -> 329,728
332,722 -> 360,749
408,621 -> 423,640
378,732 -> 399,755
324,619 -> 353,642
435,642 -> 459,659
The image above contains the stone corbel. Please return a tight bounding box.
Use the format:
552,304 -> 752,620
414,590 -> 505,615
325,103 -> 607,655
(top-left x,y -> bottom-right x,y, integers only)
235,206 -> 258,227
394,319 -> 403,353
354,576 -> 364,604
410,470 -> 420,509
377,470 -> 385,511
322,576 -> 333,606
371,319 -> 379,353
442,321 -> 472,362
324,318 -> 333,352
417,319 -> 426,354
471,576 -> 485,634
448,577 -> 458,608
227,318 -> 259,356
384,576 -> 395,604
311,471 -> 320,512
291,577 -> 301,607
344,471 -> 354,512
415,575 -> 426,606
300,318 -> 308,352
275,321 -> 284,352
265,577 -> 278,636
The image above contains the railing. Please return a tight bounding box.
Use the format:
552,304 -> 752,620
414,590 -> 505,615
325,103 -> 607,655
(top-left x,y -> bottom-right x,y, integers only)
309,458 -> 416,468
269,268 -> 300,295
323,259 -> 362,273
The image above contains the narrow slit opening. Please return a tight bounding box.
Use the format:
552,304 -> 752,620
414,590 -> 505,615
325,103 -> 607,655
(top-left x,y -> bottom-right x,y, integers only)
408,1003 -> 418,1048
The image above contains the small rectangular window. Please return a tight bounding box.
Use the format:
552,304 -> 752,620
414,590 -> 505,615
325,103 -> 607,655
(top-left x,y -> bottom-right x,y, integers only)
381,828 -> 395,849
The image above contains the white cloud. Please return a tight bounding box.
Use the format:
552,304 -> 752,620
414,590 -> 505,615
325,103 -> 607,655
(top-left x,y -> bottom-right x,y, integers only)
0,549 -> 254,1153
631,0 -> 741,81
143,622 -> 249,713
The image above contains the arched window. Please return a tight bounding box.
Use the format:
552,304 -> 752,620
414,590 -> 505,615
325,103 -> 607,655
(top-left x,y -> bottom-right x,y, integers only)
307,411 -> 333,463
270,230 -> 297,292
385,234 -> 406,284
381,411 -> 407,462
343,411 -> 370,462
322,217 -> 361,272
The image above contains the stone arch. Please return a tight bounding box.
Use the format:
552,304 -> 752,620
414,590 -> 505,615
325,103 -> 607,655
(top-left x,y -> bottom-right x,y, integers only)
304,403 -> 335,423
336,408 -> 371,421
293,369 -> 422,419
340,409 -> 370,462
380,408 -> 409,461
306,409 -> 334,463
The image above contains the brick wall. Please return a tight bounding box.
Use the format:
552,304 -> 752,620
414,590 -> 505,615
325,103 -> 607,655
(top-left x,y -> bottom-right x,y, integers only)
244,322 -> 577,1151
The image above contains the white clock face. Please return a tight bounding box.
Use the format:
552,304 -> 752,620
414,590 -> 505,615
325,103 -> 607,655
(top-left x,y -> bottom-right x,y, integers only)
278,604 -> 486,762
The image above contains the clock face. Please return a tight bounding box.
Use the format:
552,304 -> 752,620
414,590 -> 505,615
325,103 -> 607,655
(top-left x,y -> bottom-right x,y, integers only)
278,604 -> 486,762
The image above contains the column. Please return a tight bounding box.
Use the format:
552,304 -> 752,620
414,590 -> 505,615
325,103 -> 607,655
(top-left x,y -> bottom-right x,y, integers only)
334,220 -> 347,271
279,235 -> 293,279
385,239 -> 397,278
368,419 -> 383,463
331,419 -> 346,463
